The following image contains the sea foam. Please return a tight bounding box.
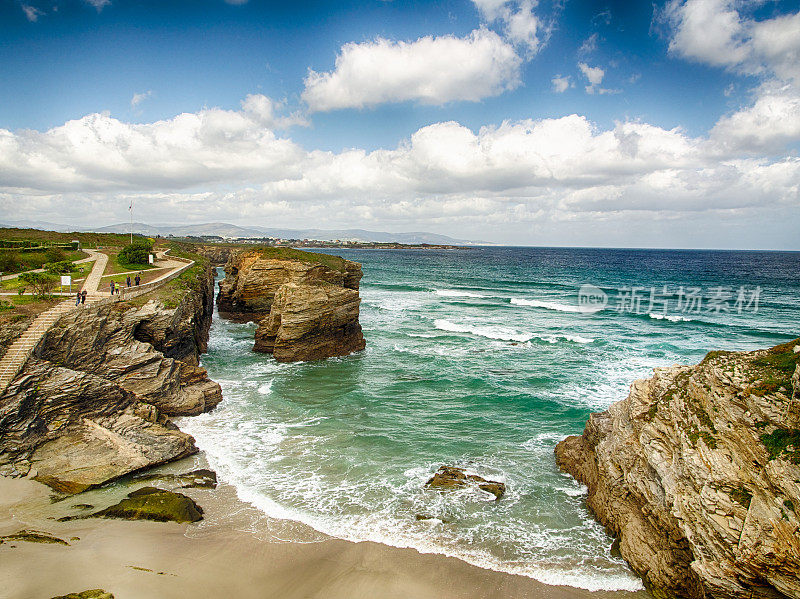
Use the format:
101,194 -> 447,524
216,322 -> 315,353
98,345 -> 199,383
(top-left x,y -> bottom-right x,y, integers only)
434,319 -> 533,342
510,298 -> 584,312
434,289 -> 485,298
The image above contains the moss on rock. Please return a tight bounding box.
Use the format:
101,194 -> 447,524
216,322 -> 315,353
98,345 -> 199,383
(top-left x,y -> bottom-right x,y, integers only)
91,487 -> 203,523
0,529 -> 69,545
51,590 -> 113,599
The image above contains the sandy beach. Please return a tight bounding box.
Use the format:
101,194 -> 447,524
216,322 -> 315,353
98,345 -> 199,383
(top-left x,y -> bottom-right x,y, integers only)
0,454 -> 652,599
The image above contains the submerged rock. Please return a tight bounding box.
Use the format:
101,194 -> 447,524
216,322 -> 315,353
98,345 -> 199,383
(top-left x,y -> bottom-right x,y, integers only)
217,249 -> 365,362
555,338 -> 800,599
0,529 -> 69,545
51,590 -> 113,599
425,466 -> 506,500
91,487 -> 203,523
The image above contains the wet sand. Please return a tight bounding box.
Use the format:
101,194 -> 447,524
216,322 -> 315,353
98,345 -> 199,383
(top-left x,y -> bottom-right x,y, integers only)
0,458 -> 652,599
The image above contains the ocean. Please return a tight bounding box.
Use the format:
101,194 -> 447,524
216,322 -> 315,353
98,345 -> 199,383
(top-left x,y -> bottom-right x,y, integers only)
178,247 -> 800,592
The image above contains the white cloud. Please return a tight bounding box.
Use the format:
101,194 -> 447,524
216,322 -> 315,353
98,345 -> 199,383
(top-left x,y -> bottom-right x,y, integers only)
711,84 -> 800,154
551,75 -> 571,93
0,95 -> 306,193
665,2 -> 800,156
21,4 -> 44,21
577,62 -> 620,95
578,33 -> 598,55
301,29 -> 522,112
130,90 -> 153,110
664,0 -> 800,82
472,0 -> 549,55
1,93 -> 798,248
578,62 -> 604,86
85,0 -> 111,11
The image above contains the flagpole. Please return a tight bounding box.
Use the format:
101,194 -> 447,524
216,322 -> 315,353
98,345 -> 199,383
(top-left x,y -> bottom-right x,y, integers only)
129,199 -> 133,245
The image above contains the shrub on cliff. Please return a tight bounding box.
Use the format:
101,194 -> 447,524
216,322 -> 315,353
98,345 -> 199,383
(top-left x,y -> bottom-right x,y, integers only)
19,272 -> 56,297
44,260 -> 74,274
119,240 -> 153,266
0,251 -> 20,273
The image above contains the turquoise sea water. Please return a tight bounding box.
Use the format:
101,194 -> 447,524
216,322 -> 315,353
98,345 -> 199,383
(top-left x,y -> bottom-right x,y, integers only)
179,247 -> 800,591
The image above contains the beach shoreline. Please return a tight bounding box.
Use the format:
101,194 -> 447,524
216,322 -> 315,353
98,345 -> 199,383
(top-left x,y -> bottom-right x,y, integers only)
0,454 -> 652,599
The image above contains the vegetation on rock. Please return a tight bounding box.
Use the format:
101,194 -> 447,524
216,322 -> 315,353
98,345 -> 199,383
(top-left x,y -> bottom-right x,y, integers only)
51,590 -> 113,599
0,529 -> 69,545
90,487 -> 204,523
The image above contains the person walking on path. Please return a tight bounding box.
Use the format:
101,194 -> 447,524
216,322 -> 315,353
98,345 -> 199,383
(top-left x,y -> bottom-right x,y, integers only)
110,281 -> 115,296
135,273 -> 141,286
126,275 -> 131,287
76,291 -> 81,306
81,290 -> 87,304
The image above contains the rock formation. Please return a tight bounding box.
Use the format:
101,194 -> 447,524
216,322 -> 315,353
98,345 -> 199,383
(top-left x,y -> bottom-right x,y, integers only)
90,486 -> 204,523
555,339 -> 800,599
217,249 -> 365,362
0,266 -> 222,494
196,245 -> 238,267
425,466 -> 506,500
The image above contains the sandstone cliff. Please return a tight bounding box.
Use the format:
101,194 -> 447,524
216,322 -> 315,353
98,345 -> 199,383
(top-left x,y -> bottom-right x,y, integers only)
0,266 -> 222,494
217,249 -> 365,362
555,339 -> 800,599
196,245 -> 238,267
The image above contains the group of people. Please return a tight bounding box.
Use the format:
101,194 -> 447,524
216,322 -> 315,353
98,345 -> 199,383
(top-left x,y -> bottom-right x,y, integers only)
109,273 -> 142,296
74,289 -> 87,306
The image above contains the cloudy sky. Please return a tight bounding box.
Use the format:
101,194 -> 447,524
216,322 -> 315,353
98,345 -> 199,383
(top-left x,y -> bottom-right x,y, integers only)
1,0 -> 799,248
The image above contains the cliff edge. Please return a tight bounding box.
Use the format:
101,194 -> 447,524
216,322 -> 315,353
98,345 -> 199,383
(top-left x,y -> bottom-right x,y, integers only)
0,262 -> 222,494
555,339 -> 800,599
217,248 -> 365,362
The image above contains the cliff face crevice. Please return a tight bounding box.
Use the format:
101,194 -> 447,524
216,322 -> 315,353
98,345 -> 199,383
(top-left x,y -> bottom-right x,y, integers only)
555,340 -> 800,599
0,267 -> 221,494
217,250 -> 365,362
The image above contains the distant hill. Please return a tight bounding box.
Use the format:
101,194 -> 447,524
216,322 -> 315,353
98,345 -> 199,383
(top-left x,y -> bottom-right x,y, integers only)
91,222 -> 485,245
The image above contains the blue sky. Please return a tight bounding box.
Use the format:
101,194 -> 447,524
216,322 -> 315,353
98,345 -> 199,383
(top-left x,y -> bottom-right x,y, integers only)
1,0 -> 799,248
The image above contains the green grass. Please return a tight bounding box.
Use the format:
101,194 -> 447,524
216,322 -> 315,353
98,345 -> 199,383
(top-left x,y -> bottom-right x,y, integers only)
701,350 -> 732,364
760,428 -> 800,464
126,241 -> 210,309
249,246 -> 349,273
0,249 -> 85,275
747,339 -> 800,396
730,486 -> 753,509
0,227 -> 137,248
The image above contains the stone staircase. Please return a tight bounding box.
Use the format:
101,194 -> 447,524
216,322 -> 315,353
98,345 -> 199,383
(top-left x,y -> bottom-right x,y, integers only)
0,300 -> 77,391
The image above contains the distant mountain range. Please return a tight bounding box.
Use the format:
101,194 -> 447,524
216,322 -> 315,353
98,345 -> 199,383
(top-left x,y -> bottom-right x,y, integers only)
1,220 -> 485,245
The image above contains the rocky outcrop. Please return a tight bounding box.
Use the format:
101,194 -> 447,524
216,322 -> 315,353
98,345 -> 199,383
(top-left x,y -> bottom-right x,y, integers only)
35,297 -> 221,417
0,359 -> 197,494
0,268 -> 221,494
555,339 -> 800,599
196,245 -> 239,267
217,249 -> 365,362
425,466 -> 506,500
0,313 -> 35,360
90,486 -> 204,523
